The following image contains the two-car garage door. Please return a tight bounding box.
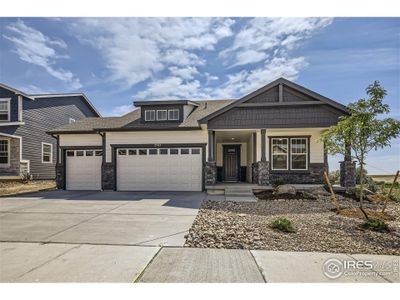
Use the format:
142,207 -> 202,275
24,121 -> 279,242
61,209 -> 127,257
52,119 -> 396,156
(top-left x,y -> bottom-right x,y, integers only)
116,147 -> 203,191
65,147 -> 203,191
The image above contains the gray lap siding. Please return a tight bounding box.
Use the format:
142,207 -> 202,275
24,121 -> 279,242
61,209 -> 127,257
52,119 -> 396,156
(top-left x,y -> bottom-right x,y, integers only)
0,96 -> 97,179
0,88 -> 19,122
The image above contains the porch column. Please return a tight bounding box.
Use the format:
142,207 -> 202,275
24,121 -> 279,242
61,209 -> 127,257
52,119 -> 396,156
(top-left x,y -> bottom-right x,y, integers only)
252,129 -> 269,185
207,129 -> 215,162
340,141 -> 356,188
261,129 -> 266,162
205,129 -> 217,185
252,132 -> 257,163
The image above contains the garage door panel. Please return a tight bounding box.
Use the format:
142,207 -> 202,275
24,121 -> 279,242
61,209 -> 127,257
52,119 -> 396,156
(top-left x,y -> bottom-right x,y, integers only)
66,150 -> 102,191
117,147 -> 202,191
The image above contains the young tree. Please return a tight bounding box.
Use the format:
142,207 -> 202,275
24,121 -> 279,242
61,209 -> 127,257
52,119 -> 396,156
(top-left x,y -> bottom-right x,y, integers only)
320,81 -> 400,209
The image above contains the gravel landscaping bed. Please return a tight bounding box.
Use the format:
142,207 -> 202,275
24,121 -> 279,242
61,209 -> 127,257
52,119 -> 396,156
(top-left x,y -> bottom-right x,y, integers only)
184,196 -> 400,255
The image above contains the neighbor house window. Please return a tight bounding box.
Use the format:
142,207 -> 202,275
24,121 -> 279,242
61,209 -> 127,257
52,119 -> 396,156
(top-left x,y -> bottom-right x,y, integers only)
271,138 -> 288,170
145,110 -> 155,121
0,139 -> 9,165
157,110 -> 167,121
168,109 -> 179,120
0,99 -> 10,121
291,138 -> 308,170
41,143 -> 53,163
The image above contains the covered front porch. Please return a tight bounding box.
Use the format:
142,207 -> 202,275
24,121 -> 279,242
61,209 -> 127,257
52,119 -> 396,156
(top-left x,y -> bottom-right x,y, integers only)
204,128 -> 355,189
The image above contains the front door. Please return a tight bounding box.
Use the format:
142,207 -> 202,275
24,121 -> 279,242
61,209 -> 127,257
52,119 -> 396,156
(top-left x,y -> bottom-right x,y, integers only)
223,145 -> 240,182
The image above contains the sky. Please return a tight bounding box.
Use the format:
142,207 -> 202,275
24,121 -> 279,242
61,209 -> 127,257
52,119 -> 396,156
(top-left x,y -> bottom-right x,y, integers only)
0,17 -> 399,174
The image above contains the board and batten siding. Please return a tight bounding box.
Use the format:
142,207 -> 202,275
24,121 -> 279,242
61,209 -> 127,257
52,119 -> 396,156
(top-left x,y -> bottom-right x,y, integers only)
0,95 -> 98,179
105,130 -> 208,162
208,106 -> 342,129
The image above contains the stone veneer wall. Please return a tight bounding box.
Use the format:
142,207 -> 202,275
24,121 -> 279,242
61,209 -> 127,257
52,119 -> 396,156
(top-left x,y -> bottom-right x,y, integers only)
102,162 -> 115,190
55,164 -> 64,189
269,163 -> 326,184
340,161 -> 356,188
204,162 -> 217,185
252,161 -> 270,185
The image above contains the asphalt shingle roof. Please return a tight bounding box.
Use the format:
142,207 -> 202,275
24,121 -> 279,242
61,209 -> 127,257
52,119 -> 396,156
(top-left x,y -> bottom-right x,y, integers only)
49,99 -> 235,133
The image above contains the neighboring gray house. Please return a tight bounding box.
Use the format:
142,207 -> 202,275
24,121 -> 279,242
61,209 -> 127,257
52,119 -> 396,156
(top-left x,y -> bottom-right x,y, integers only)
0,83 -> 100,179
49,78 -> 356,191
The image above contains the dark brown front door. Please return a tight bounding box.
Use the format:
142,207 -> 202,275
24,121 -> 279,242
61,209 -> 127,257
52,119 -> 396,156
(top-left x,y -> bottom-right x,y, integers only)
223,145 -> 240,182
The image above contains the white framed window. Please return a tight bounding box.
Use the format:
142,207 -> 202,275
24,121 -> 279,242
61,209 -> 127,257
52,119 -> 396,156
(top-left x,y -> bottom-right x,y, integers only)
291,138 -> 308,170
69,118 -> 76,124
271,138 -> 288,170
0,98 -> 11,122
41,142 -> 53,163
0,138 -> 10,166
157,110 -> 167,121
168,109 -> 179,120
145,110 -> 155,121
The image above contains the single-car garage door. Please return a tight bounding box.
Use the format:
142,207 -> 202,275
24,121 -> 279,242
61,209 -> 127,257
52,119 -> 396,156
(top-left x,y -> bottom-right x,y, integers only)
116,147 -> 202,191
66,149 -> 102,190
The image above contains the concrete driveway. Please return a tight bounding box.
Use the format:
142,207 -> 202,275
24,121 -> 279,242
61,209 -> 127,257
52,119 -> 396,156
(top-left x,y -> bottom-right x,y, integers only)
0,190 -> 204,246
0,190 -> 204,282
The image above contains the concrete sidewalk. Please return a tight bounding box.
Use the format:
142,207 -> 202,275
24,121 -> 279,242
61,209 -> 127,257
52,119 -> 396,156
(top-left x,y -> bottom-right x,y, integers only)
2,241 -> 397,283
138,248 -> 399,283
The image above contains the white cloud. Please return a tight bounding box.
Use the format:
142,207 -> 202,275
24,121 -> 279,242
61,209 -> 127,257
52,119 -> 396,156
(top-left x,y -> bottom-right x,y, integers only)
65,17 -> 333,101
3,20 -> 81,90
232,49 -> 268,67
134,76 -> 208,100
70,18 -> 235,87
162,49 -> 205,66
169,66 -> 199,80
212,57 -> 308,98
221,17 -> 333,67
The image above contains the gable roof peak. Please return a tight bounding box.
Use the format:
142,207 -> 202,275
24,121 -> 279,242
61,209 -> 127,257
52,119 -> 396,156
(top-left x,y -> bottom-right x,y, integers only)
199,77 -> 349,123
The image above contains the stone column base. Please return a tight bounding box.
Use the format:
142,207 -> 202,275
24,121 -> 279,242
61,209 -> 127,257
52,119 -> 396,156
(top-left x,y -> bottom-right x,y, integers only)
102,162 -> 115,190
340,160 -> 356,187
204,162 -> 217,185
55,164 -> 64,189
252,161 -> 269,185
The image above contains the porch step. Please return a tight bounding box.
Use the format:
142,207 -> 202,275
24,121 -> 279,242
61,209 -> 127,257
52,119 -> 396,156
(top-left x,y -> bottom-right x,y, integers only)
225,187 -> 255,197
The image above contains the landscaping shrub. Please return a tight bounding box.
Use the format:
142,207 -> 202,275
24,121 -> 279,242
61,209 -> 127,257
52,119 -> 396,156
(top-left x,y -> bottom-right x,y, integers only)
20,172 -> 33,184
361,219 -> 390,232
329,170 -> 340,185
270,177 -> 287,187
270,218 -> 296,233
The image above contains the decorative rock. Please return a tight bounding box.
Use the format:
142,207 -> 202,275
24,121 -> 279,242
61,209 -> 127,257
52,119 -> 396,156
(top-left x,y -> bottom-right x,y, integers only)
309,186 -> 330,196
274,184 -> 297,195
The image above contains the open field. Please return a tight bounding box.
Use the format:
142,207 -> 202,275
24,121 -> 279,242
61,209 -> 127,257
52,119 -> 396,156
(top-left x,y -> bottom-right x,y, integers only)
371,175 -> 399,183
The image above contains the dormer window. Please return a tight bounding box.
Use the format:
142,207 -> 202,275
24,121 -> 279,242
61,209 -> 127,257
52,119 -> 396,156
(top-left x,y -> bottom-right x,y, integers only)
168,109 -> 179,120
157,110 -> 167,121
0,99 -> 11,121
145,110 -> 155,121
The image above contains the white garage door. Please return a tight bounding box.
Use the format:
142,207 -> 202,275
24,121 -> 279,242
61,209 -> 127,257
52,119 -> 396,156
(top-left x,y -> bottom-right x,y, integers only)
66,150 -> 102,190
117,147 -> 202,191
